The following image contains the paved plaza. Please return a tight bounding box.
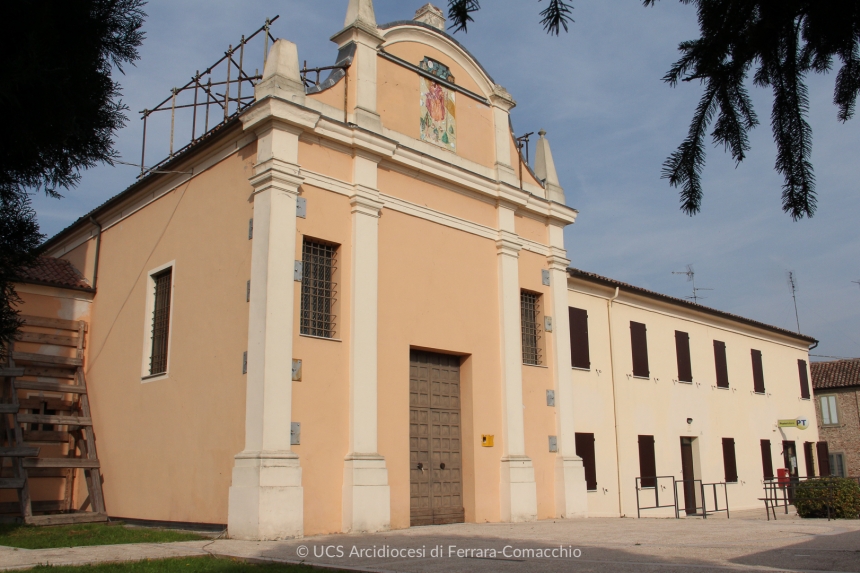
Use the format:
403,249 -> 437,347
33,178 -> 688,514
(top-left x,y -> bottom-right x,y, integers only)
1,510 -> 859,572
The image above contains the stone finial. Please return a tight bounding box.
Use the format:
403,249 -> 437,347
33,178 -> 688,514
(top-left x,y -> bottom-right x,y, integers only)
255,39 -> 305,103
414,4 -> 445,30
345,0 -> 378,29
534,129 -> 566,204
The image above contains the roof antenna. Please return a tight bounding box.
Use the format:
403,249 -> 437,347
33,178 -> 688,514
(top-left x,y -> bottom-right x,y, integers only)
672,264 -> 712,304
787,271 -> 800,334
853,280 -> 860,291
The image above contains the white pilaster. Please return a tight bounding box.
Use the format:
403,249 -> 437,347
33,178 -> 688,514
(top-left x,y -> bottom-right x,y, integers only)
547,231 -> 588,517
343,150 -> 390,533
496,203 -> 538,523
333,0 -> 384,132
490,86 -> 519,188
230,39 -> 306,540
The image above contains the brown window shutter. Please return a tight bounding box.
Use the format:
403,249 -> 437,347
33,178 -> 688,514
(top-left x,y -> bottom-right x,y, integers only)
803,442 -> 816,477
760,439 -> 774,480
569,307 -> 591,369
637,435 -> 656,488
722,438 -> 738,483
630,322 -> 649,378
713,340 -> 729,388
797,359 -> 810,399
675,331 -> 693,382
751,349 -> 765,393
149,268 -> 173,376
816,442 -> 831,476
575,433 -> 597,491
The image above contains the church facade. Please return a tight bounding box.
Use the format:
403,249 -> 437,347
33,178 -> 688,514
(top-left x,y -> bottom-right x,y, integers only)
17,1 -> 820,538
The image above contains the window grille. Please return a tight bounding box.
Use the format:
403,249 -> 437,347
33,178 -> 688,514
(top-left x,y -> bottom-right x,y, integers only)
301,238 -> 337,338
149,268 -> 172,375
521,291 -> 541,365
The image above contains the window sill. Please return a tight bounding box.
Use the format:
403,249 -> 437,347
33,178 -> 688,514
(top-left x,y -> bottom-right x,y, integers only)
523,363 -> 548,369
800,397 -> 810,401
632,375 -> 650,380
753,391 -> 766,395
141,373 -> 169,383
587,489 -> 598,493
299,333 -> 342,342
571,366 -> 591,372
677,380 -> 693,385
716,385 -> 730,390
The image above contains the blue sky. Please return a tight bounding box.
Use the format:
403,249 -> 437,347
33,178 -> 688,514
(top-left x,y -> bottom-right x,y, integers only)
32,1 -> 860,359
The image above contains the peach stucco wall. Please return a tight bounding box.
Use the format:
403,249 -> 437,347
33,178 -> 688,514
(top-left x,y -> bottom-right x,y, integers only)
55,145 -> 257,524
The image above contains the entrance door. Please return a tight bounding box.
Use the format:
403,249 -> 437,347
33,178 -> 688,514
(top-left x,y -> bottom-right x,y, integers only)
409,350 -> 465,526
680,437 -> 697,515
782,440 -> 798,503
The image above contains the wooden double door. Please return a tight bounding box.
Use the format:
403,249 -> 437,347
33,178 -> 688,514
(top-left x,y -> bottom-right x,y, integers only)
409,350 -> 465,526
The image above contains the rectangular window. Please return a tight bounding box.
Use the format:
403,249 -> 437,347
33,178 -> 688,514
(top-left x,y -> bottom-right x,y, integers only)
300,238 -> 337,338
637,435 -> 657,488
149,268 -> 172,376
568,307 -> 590,369
630,322 -> 649,378
521,291 -> 541,366
721,438 -> 738,483
803,442 -> 816,477
829,452 -> 845,478
751,349 -> 765,393
574,433 -> 597,491
820,395 -> 839,425
798,359 -> 810,399
818,442 -> 832,476
714,340 -> 729,388
675,330 -> 692,382
760,439 -> 774,480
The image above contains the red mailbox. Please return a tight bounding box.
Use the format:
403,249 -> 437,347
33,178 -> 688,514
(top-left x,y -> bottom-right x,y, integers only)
777,468 -> 789,486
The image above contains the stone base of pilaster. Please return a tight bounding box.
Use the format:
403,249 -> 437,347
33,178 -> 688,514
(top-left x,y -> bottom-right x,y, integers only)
353,108 -> 382,132
555,455 -> 588,518
500,456 -> 538,522
228,451 -> 303,540
342,454 -> 391,533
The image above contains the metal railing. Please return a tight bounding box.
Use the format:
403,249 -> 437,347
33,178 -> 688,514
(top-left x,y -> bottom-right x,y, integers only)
636,476 -> 730,519
635,476 -> 677,518
762,476 -> 860,521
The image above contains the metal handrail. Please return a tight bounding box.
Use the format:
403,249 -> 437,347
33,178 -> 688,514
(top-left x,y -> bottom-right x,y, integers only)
762,476 -> 860,521
635,476 -> 677,518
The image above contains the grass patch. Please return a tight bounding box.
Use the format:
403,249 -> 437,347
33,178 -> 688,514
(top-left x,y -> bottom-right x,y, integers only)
28,556 -> 339,572
0,522 -> 208,549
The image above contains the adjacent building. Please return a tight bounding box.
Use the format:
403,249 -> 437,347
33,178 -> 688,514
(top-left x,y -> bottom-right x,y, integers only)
7,0 -> 820,537
812,358 -> 860,478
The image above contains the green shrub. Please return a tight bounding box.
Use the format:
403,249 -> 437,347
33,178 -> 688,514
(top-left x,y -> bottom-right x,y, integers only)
794,477 -> 860,519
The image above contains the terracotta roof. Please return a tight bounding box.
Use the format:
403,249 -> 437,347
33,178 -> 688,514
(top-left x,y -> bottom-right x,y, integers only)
811,359 -> 860,390
16,257 -> 92,292
567,267 -> 817,344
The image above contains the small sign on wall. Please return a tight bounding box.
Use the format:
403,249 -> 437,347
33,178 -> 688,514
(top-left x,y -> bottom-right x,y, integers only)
778,418 -> 809,430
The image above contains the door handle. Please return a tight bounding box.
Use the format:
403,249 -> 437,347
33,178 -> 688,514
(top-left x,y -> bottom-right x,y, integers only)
440,462 -> 446,470
417,463 -> 425,472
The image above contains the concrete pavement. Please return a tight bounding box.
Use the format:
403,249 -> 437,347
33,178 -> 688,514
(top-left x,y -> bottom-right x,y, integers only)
1,509 -> 859,572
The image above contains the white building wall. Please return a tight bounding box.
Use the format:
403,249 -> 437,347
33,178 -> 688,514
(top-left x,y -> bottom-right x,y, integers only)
568,278 -> 818,518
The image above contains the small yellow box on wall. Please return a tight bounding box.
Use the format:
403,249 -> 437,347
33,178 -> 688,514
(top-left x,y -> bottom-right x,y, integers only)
481,434 -> 494,447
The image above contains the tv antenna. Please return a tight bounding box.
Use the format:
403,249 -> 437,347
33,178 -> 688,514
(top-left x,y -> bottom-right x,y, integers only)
672,264 -> 713,304
853,280 -> 860,291
787,271 -> 800,334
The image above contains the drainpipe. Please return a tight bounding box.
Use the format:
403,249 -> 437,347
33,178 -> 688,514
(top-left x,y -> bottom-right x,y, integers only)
89,217 -> 102,291
607,287 -> 624,516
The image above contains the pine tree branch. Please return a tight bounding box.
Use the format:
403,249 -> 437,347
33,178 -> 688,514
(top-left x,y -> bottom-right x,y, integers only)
539,0 -> 574,36
447,0 -> 480,33
834,40 -> 860,122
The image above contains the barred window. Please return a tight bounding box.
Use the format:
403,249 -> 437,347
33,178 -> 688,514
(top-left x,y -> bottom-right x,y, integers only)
301,238 -> 337,338
521,291 -> 541,365
149,268 -> 172,375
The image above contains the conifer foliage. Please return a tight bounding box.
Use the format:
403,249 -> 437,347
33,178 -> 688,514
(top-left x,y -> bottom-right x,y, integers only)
0,0 -> 146,348
447,0 -> 860,220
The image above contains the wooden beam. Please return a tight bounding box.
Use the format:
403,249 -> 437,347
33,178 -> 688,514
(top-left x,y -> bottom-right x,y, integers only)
12,352 -> 81,367
23,458 -> 99,469
0,500 -> 64,513
19,398 -> 77,411
0,478 -> 25,489
0,368 -> 24,378
24,512 -> 107,526
19,316 -> 86,332
15,332 -> 81,348
0,447 -> 40,458
0,404 -> 18,414
14,380 -> 87,393
17,414 -> 92,426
